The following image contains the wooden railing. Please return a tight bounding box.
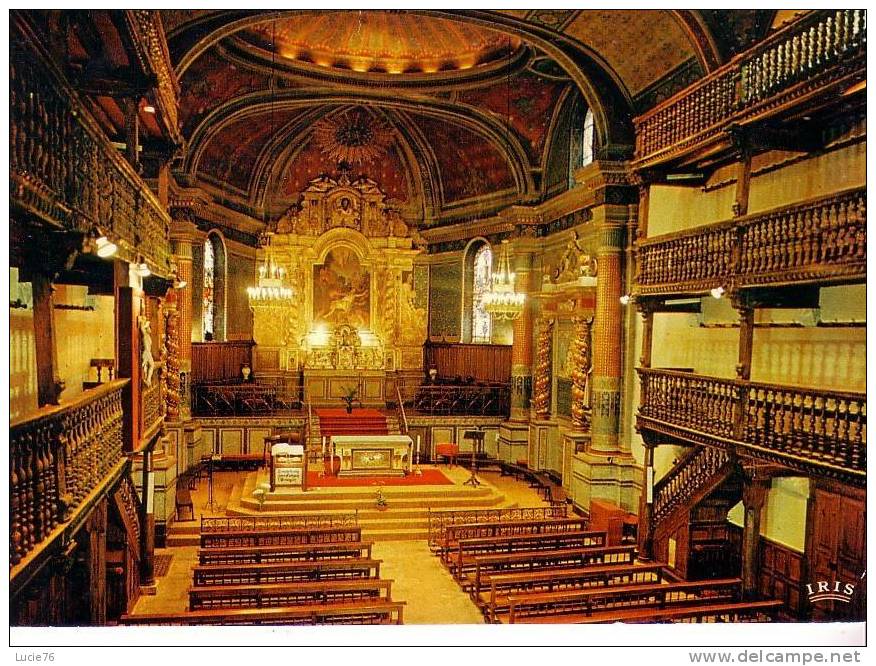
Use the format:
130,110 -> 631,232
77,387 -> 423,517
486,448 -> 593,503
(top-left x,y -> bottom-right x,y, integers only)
743,381 -> 866,476
639,369 -> 738,441
636,188 -> 866,296
637,368 -> 865,483
635,9 -> 866,166
9,14 -> 172,276
652,446 -> 731,524
10,380 -> 128,567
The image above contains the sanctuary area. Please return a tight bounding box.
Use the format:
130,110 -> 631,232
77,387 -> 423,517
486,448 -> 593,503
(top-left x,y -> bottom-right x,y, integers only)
8,9 -> 866,628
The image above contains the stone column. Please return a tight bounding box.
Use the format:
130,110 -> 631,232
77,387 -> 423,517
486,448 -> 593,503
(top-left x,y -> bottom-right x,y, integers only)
590,208 -> 626,453
509,249 -> 535,422
170,216 -> 198,420
741,476 -> 770,599
532,316 -> 554,418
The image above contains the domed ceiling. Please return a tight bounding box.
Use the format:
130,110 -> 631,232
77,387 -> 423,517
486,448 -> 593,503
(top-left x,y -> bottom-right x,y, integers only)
241,12 -> 521,75
163,9 -> 775,231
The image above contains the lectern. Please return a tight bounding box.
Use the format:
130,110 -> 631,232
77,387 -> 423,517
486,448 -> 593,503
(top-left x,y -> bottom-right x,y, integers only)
268,430 -> 307,491
462,429 -> 485,487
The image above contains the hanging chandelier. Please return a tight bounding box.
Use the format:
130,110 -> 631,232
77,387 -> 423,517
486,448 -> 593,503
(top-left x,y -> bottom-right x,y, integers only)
482,240 -> 525,320
247,253 -> 294,302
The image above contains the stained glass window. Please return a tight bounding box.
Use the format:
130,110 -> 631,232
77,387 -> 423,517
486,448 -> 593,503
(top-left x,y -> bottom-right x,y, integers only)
581,108 -> 595,166
472,244 -> 493,344
203,237 -> 215,340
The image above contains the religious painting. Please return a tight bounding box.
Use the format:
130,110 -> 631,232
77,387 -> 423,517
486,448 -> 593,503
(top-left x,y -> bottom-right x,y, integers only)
313,247 -> 371,329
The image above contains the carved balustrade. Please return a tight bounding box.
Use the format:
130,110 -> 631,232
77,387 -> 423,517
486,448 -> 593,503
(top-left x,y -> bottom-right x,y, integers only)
635,9 -> 866,166
638,369 -> 738,442
636,187 -> 866,296
9,15 -> 172,276
10,380 -> 128,568
652,446 -> 731,524
743,382 -> 866,479
637,368 -> 865,483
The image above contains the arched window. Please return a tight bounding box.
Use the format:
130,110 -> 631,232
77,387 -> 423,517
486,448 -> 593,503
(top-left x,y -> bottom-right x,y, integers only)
201,232 -> 226,341
471,244 -> 493,344
202,237 -> 215,340
581,108 -> 595,167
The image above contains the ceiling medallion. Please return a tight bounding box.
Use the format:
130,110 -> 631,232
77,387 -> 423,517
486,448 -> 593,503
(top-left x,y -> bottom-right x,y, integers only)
312,110 -> 393,166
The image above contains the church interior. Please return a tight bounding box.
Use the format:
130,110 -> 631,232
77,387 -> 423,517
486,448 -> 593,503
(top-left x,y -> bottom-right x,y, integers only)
8,9 -> 866,630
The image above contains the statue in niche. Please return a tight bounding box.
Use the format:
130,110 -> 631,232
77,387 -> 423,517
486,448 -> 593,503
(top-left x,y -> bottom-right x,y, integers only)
332,196 -> 361,230
139,316 -> 156,387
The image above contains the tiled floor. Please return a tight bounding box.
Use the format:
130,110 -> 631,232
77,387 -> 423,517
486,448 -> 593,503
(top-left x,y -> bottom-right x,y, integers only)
134,467 -> 548,623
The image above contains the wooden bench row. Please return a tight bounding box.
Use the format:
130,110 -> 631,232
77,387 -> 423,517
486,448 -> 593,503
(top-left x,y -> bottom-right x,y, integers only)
198,540 -> 374,565
200,525 -> 362,549
467,545 -> 638,598
121,601 -> 405,625
478,562 -> 673,622
189,578 -> 394,611
450,530 -> 606,579
439,518 -> 589,560
566,599 -> 784,624
193,557 -> 383,587
502,577 -> 742,623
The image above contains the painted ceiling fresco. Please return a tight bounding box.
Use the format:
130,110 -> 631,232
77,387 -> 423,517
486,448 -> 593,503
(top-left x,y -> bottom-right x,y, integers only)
562,10 -> 697,94
242,12 -> 520,75
458,71 -> 569,164
178,47 -> 273,134
162,9 -> 777,225
278,133 -> 411,206
411,114 -> 515,203
196,110 -> 301,191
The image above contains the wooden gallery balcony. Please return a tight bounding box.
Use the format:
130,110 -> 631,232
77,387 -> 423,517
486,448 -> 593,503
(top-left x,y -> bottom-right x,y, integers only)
636,368 -> 865,486
635,187 -> 866,298
634,9 -> 866,169
9,13 -> 172,275
10,381 -> 130,589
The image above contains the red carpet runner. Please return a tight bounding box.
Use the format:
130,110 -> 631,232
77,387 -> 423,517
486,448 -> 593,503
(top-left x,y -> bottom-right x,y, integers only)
306,469 -> 452,487
315,408 -> 389,438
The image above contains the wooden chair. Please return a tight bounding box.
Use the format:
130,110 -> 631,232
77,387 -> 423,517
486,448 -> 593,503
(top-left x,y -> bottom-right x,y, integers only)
176,473 -> 196,522
435,443 -> 459,466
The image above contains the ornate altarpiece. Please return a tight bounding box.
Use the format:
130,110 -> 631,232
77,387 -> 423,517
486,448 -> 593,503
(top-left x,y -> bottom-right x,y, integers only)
250,174 -> 427,404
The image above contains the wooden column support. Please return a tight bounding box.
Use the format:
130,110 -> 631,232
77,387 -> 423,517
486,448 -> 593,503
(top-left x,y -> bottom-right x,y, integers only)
637,442 -> 656,562
741,476 -> 770,599
31,273 -> 65,406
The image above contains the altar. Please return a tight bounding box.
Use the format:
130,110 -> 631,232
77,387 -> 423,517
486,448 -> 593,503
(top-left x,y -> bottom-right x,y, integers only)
331,435 -> 413,477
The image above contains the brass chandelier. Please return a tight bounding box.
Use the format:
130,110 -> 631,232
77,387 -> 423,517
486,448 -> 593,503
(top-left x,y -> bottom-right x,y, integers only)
482,240 -> 525,320
247,253 -> 293,302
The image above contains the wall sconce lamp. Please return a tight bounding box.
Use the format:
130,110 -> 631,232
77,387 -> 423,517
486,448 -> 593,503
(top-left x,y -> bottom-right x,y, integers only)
92,228 -> 117,258
135,256 -> 151,278
619,294 -> 634,306
710,286 -> 725,299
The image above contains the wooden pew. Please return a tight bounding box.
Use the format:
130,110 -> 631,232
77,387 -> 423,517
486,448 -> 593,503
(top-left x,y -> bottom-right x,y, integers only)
574,599 -> 784,624
200,525 -> 362,548
198,540 -> 374,566
192,558 -> 382,587
189,579 -> 393,611
451,530 -> 606,579
440,518 -> 589,561
480,562 -> 672,622
469,545 -> 637,599
121,601 -> 405,625
503,578 -> 742,623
